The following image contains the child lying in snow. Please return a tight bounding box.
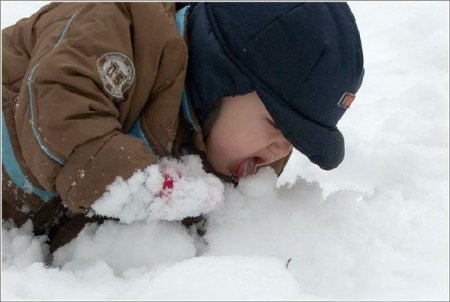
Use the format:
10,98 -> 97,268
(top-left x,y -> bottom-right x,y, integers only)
2,3 -> 364,251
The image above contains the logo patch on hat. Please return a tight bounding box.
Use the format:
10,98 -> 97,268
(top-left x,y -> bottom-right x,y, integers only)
337,92 -> 356,109
97,52 -> 135,99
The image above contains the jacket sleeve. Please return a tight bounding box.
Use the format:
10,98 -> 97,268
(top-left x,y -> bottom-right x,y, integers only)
13,3 -> 183,212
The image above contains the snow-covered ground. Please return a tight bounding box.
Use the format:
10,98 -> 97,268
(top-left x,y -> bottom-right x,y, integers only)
2,1 -> 449,301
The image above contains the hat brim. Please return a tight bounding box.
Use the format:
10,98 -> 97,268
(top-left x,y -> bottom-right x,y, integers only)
255,85 -> 345,170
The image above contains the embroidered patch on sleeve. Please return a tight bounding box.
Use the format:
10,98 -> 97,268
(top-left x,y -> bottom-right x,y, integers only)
337,92 -> 356,109
97,52 -> 135,99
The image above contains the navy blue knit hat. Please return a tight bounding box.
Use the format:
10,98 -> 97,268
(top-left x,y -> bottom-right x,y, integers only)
186,3 -> 364,170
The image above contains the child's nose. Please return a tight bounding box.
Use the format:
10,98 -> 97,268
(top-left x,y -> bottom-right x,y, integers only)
269,137 -> 293,162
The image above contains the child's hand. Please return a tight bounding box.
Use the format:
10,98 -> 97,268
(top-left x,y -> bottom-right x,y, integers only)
151,156 -> 224,220
91,156 -> 224,223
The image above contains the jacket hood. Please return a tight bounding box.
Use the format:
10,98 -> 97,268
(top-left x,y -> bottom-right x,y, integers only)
186,4 -> 254,122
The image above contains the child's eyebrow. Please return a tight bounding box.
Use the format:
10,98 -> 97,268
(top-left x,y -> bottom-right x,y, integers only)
266,117 -> 279,129
267,114 -> 276,124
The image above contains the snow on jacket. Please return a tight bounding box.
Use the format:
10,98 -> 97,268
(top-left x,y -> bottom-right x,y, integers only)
2,3 -> 290,227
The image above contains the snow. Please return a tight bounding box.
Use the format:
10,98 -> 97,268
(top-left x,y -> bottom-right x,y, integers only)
3,255 -> 307,300
2,221 -> 49,268
2,1 -> 449,301
51,221 -> 197,275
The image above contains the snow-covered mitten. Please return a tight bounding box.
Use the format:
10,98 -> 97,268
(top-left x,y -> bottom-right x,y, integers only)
91,155 -> 224,224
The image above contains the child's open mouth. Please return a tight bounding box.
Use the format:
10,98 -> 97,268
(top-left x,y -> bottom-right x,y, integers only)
231,158 -> 257,178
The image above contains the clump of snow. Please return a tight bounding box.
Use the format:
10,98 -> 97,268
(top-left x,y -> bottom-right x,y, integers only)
91,155 -> 224,223
2,220 -> 49,269
52,220 -> 196,275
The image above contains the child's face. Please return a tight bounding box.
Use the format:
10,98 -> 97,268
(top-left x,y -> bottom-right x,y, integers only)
205,91 -> 293,179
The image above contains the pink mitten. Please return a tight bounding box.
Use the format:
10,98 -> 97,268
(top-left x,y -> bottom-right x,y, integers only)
92,156 -> 224,223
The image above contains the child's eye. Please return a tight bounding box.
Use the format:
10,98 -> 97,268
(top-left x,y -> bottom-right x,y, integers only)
267,118 -> 279,130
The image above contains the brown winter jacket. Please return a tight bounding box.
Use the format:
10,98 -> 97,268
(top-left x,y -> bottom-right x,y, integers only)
2,3 -> 290,236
